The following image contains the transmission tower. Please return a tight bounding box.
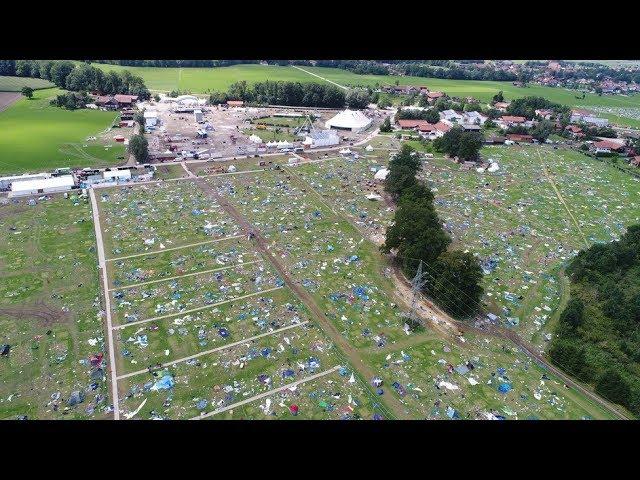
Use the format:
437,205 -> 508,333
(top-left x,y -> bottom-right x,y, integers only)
408,260 -> 429,328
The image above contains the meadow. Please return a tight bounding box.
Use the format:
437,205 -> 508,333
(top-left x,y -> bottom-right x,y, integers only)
90,63 -> 316,93
0,88 -> 125,175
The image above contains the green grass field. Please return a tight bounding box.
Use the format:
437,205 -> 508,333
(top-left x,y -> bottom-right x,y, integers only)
0,88 -> 125,175
0,75 -> 54,92
90,63 -> 316,93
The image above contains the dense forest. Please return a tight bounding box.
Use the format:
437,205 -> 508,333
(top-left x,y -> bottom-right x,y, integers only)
549,225 -> 640,416
209,80 -> 346,108
0,60 -> 150,99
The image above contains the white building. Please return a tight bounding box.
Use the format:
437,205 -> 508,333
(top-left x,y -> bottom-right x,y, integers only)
440,109 -> 464,124
144,110 -> 159,128
10,175 -> 75,197
103,169 -> 132,182
461,111 -> 488,126
194,109 -> 204,123
325,109 -> 372,133
572,114 -> 609,127
302,129 -> 340,148
0,172 -> 50,190
374,168 -> 390,181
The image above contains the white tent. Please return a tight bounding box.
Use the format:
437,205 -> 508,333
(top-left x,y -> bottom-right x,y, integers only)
325,109 -> 372,132
365,145 -> 374,151
374,168 -> 389,181
249,134 -> 263,144
10,175 -> 75,197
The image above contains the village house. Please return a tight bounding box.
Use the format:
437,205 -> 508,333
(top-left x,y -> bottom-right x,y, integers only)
493,101 -> 511,112
440,109 -> 464,125
506,133 -> 534,143
535,109 -> 554,120
591,139 -> 626,154
461,111 -> 488,126
418,121 -> 451,140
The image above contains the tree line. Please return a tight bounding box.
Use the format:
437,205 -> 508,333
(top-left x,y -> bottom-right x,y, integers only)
209,80 -> 347,108
549,225 -> 640,417
381,144 -> 484,321
0,60 -> 150,99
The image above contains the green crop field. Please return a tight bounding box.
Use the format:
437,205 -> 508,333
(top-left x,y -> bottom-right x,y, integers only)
0,88 -> 126,175
90,63 -> 317,93
0,75 -> 55,92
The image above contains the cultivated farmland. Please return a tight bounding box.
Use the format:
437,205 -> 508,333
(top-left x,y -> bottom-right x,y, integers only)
0,75 -> 54,92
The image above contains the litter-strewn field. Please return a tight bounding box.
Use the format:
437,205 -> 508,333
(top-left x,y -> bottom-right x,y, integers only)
0,194 -> 109,420
98,181 -> 241,258
419,145 -> 640,345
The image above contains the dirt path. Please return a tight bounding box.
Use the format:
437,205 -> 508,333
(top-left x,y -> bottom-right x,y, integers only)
192,175 -> 412,419
291,65 -> 349,91
537,149 -> 589,247
89,188 -> 120,420
0,92 -> 20,112
391,260 -> 631,420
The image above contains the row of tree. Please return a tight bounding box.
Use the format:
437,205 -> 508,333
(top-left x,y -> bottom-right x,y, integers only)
209,80 -> 347,108
549,225 -> 640,416
0,60 -> 150,99
381,145 -> 484,320
433,127 -> 484,161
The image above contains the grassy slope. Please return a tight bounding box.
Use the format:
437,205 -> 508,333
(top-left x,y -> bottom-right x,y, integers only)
0,76 -> 55,92
0,88 -> 124,174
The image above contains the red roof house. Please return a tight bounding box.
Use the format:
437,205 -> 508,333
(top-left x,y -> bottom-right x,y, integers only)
506,134 -> 534,143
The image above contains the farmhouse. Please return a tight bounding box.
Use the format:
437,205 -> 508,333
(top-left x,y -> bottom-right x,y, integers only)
535,109 -> 554,119
418,121 -> 451,140
493,101 -> 510,112
461,111 -> 488,126
9,175 -> 75,197
325,109 -> 372,133
427,91 -> 445,101
506,134 -> 534,143
113,94 -> 139,107
397,119 -> 429,130
592,139 -> 625,153
227,100 -> 244,107
93,95 -> 119,110
440,109 -> 464,124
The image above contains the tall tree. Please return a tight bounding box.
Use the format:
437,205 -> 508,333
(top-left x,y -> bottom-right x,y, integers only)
128,134 -> 149,163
